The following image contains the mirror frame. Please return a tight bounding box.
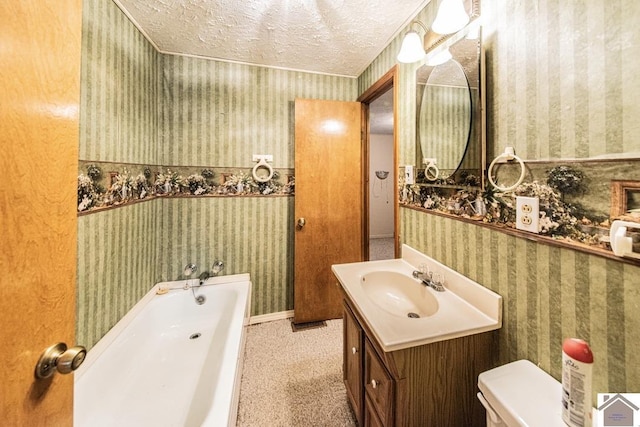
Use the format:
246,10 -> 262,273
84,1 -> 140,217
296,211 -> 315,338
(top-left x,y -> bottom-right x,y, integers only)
417,57 -> 473,178
415,21 -> 485,189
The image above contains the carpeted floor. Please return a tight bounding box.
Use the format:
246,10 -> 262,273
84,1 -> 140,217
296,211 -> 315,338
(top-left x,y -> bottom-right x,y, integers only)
236,319 -> 356,427
369,237 -> 395,261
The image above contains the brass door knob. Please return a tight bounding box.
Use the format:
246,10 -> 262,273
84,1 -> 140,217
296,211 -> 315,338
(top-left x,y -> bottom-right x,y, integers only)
35,342 -> 87,379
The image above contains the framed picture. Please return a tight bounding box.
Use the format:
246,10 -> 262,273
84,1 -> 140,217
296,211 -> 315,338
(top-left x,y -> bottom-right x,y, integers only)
610,180 -> 640,220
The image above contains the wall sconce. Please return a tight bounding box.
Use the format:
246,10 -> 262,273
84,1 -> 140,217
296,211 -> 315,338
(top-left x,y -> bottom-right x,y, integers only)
397,0 -> 470,64
431,0 -> 469,35
397,21 -> 429,63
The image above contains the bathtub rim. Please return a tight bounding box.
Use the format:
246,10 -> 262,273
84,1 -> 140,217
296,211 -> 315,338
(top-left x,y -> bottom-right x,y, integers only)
74,272 -> 251,382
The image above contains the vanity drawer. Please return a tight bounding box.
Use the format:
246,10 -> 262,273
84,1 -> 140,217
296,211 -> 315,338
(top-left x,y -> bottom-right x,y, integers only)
364,339 -> 394,426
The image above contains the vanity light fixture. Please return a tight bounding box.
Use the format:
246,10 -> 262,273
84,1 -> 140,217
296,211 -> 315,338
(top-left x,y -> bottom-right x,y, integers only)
397,20 -> 429,63
431,0 -> 469,35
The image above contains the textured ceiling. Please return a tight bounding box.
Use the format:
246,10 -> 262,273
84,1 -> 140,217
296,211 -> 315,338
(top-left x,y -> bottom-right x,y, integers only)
115,0 -> 430,77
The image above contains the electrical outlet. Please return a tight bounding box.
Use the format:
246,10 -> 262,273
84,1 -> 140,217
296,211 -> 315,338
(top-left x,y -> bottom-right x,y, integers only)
516,196 -> 540,233
405,165 -> 415,184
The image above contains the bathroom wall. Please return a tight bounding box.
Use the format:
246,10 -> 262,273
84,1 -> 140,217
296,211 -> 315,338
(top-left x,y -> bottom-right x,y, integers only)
157,53 -> 355,316
79,0 -> 159,164
156,54 -> 356,318
77,0 -> 160,347
156,197 -> 293,316
78,0 -> 356,347
160,54 -> 355,168
357,0 -> 639,395
77,203 -> 158,347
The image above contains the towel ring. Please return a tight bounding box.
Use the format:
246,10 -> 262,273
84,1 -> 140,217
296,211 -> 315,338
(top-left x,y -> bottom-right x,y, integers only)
252,157 -> 274,183
487,147 -> 525,192
425,163 -> 439,181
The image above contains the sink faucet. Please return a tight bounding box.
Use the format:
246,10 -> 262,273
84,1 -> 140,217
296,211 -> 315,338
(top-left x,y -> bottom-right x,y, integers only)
412,270 -> 445,292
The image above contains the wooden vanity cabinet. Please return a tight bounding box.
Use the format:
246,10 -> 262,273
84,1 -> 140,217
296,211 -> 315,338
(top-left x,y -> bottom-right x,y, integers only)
365,395 -> 386,427
343,302 -> 364,424
342,297 -> 495,427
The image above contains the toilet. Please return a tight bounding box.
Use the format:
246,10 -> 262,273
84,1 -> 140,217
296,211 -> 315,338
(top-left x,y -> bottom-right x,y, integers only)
477,360 -> 566,426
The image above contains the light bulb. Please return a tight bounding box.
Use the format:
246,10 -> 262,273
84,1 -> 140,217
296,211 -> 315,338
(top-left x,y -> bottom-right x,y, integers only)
397,31 -> 425,63
431,0 -> 469,35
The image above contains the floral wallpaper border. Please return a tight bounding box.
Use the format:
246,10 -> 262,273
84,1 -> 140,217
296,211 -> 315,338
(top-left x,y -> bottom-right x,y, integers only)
400,165 -> 640,260
78,161 -> 294,214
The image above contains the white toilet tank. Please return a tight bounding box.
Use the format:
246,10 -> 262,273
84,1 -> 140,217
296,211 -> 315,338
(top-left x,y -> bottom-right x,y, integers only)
477,360 -> 566,427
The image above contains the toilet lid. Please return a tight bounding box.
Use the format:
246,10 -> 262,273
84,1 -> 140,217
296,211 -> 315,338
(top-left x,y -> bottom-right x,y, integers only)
478,360 -> 566,427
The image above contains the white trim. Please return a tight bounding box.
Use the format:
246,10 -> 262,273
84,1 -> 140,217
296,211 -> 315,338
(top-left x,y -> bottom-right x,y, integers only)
111,0 -> 161,52
109,0 -> 358,79
159,50 -> 358,79
248,310 -> 294,325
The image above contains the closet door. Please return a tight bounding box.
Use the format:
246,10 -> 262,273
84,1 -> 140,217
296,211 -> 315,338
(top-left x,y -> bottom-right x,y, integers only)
293,98 -> 364,324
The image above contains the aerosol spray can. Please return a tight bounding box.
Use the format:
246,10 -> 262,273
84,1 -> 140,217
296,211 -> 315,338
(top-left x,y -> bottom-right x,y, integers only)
562,338 -> 594,427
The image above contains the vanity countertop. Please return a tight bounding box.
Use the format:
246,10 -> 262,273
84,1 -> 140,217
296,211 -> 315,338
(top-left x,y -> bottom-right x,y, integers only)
332,244 -> 502,352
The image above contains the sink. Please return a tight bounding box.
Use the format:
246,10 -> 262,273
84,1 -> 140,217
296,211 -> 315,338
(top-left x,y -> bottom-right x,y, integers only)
360,271 -> 438,318
332,244 -> 503,351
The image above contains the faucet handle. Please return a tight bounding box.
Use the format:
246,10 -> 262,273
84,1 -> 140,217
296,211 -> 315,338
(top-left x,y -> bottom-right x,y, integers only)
212,260 -> 224,275
183,263 -> 198,277
431,272 -> 445,292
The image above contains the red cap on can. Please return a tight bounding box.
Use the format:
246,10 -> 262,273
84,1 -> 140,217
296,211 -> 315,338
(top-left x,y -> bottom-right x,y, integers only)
563,338 -> 594,363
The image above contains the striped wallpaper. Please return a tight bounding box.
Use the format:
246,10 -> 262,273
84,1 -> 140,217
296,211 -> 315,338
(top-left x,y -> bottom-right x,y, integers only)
77,201 -> 159,348
401,208 -> 640,397
78,0 -> 160,348
156,197 -> 294,317
79,0 -> 159,164
160,55 -> 356,168
483,0 -> 640,161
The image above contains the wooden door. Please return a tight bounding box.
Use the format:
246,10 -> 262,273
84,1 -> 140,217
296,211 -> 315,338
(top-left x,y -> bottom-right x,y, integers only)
0,0 -> 82,425
293,99 -> 364,324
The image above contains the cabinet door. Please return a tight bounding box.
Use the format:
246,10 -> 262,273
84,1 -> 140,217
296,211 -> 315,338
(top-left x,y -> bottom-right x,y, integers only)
343,303 -> 364,424
364,340 -> 394,426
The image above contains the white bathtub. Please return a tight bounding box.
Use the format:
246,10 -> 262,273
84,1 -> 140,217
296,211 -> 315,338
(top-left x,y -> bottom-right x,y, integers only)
74,273 -> 252,427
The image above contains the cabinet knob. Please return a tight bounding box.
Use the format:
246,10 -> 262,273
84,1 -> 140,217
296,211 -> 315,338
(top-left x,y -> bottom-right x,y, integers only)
352,347 -> 357,355
371,379 -> 378,389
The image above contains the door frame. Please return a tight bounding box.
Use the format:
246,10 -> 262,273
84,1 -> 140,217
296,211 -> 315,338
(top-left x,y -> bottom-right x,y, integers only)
357,66 -> 399,259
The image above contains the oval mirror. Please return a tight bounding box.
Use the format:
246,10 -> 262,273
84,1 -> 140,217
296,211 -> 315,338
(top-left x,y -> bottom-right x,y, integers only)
417,59 -> 471,178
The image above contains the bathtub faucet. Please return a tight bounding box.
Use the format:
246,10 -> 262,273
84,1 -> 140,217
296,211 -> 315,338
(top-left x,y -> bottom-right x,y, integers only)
198,271 -> 211,286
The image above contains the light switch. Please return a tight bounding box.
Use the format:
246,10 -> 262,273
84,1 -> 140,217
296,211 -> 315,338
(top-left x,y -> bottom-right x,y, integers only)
405,165 -> 414,184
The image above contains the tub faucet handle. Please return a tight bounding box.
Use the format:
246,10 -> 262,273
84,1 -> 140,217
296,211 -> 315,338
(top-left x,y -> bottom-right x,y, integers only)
212,260 -> 224,275
183,263 -> 198,277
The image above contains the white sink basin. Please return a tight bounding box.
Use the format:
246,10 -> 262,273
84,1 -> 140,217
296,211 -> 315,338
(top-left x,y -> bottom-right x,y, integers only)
360,271 -> 438,318
332,244 -> 502,351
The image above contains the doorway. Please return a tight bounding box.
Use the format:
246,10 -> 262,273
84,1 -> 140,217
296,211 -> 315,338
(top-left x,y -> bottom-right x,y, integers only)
358,67 -> 399,260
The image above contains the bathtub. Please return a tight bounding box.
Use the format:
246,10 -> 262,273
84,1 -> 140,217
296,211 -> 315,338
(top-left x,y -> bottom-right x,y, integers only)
74,273 -> 252,427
